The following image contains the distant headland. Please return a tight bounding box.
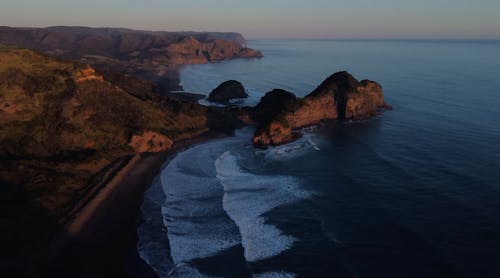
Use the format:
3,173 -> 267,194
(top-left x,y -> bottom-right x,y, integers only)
0,26 -> 263,91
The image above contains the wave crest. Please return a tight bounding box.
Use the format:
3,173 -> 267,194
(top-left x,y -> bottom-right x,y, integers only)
216,150 -> 310,262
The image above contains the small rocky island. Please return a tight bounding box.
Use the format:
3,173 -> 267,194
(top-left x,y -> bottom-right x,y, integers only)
249,71 -> 390,147
208,80 -> 248,102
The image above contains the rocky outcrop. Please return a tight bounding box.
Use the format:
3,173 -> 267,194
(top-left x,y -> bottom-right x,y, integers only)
252,71 -> 389,148
75,65 -> 104,82
251,89 -> 300,123
306,71 -> 386,120
129,131 -> 173,153
208,80 -> 248,102
252,119 -> 302,147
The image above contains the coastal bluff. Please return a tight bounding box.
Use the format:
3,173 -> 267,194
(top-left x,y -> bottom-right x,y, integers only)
0,26 -> 263,91
251,71 -> 390,147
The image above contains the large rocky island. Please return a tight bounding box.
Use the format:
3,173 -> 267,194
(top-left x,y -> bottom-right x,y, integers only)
251,71 -> 390,147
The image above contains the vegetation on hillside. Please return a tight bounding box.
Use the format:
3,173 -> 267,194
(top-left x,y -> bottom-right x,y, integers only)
0,47 -> 235,260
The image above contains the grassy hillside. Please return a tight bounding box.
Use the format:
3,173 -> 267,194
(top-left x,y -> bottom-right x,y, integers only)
0,46 -> 231,262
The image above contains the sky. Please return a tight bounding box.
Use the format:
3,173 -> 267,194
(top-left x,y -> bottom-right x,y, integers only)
1,0 -> 500,39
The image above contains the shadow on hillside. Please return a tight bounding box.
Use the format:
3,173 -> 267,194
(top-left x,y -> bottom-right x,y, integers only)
0,158 -> 158,278
0,180 -> 62,277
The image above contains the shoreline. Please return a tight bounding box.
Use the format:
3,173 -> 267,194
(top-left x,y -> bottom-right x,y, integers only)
46,130 -> 232,277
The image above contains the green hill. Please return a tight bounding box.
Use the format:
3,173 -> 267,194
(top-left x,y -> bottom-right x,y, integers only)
0,46 -> 233,262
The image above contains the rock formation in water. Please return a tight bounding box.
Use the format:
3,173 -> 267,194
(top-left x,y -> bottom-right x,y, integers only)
208,80 -> 248,102
251,89 -> 300,123
0,26 -> 263,91
252,71 -> 389,148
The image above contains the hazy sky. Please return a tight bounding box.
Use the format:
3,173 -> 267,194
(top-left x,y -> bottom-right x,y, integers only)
1,0 -> 500,39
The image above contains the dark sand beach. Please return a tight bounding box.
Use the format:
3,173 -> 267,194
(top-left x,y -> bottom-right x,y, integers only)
44,132 -> 230,278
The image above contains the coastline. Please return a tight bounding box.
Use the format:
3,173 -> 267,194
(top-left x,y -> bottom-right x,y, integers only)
3,37 -> 497,277
45,130 -> 232,277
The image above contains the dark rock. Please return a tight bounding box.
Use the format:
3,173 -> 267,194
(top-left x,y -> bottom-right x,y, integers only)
251,89 -> 299,123
208,80 -> 248,102
252,120 -> 302,149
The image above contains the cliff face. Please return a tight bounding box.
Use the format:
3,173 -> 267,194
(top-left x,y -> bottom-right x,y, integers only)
252,71 -> 389,148
0,26 -> 263,91
165,37 -> 262,65
306,71 -> 385,120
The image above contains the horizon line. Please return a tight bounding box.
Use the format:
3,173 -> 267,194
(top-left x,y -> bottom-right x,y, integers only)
245,37 -> 500,42
2,25 -> 500,41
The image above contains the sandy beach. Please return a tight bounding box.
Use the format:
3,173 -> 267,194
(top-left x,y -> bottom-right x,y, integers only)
43,131 -> 230,277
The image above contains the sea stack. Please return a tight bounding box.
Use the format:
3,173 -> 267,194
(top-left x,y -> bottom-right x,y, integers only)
208,80 -> 248,102
252,71 -> 389,148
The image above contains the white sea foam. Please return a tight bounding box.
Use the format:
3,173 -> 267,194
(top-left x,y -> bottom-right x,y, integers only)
140,128 -> 311,276
216,151 -> 310,262
137,184 -> 174,277
305,134 -> 321,151
253,271 -> 297,278
259,135 -> 319,162
168,263 -> 218,278
162,141 -> 242,265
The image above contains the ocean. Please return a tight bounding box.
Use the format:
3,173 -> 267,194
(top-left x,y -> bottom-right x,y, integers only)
138,39 -> 500,277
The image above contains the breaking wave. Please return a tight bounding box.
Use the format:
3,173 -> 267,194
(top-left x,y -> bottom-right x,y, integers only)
216,150 -> 310,262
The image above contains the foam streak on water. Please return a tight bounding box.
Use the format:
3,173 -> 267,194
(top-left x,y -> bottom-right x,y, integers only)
253,271 -> 297,278
138,128 -> 315,276
161,140 -> 242,265
215,150 -> 309,262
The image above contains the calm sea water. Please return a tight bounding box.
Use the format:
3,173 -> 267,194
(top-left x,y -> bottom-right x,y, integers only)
138,40 -> 500,277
